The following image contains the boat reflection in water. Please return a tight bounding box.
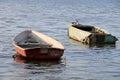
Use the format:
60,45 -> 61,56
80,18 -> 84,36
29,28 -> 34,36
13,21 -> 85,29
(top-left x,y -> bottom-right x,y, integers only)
13,53 -> 66,66
68,38 -> 116,49
12,53 -> 66,79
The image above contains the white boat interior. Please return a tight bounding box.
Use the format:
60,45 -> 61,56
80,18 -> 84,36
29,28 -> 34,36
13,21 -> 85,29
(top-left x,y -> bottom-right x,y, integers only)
13,30 -> 64,49
14,31 -> 52,49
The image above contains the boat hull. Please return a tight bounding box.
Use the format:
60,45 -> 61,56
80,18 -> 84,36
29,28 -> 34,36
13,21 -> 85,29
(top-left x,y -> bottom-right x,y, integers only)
15,45 -> 64,60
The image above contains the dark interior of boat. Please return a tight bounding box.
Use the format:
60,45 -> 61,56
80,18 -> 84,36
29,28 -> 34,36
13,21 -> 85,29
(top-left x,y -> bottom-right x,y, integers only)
17,36 -> 51,49
73,24 -> 94,32
72,24 -> 106,34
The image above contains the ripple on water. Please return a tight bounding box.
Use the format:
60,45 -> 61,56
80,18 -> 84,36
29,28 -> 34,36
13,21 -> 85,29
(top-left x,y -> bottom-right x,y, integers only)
0,0 -> 120,80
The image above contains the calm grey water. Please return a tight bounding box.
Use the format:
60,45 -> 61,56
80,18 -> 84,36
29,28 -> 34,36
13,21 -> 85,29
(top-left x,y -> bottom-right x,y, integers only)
0,0 -> 120,80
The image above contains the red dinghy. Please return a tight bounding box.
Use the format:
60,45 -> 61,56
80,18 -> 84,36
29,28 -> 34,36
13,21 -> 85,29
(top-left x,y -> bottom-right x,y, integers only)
13,30 -> 64,60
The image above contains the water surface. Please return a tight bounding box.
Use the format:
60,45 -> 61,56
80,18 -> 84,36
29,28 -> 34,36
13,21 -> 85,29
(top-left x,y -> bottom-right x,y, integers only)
0,0 -> 120,80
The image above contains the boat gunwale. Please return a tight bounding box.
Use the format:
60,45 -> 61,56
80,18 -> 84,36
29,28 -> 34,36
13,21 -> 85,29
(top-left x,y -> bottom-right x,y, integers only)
70,23 -> 110,35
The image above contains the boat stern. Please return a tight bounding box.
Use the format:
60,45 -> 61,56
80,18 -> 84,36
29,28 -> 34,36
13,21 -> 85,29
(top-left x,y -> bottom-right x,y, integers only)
90,34 -> 118,44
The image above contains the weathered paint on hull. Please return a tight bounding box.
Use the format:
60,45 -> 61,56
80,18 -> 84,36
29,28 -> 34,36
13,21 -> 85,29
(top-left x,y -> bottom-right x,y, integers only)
15,46 -> 64,60
68,25 -> 92,43
91,34 -> 117,44
68,24 -> 117,44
